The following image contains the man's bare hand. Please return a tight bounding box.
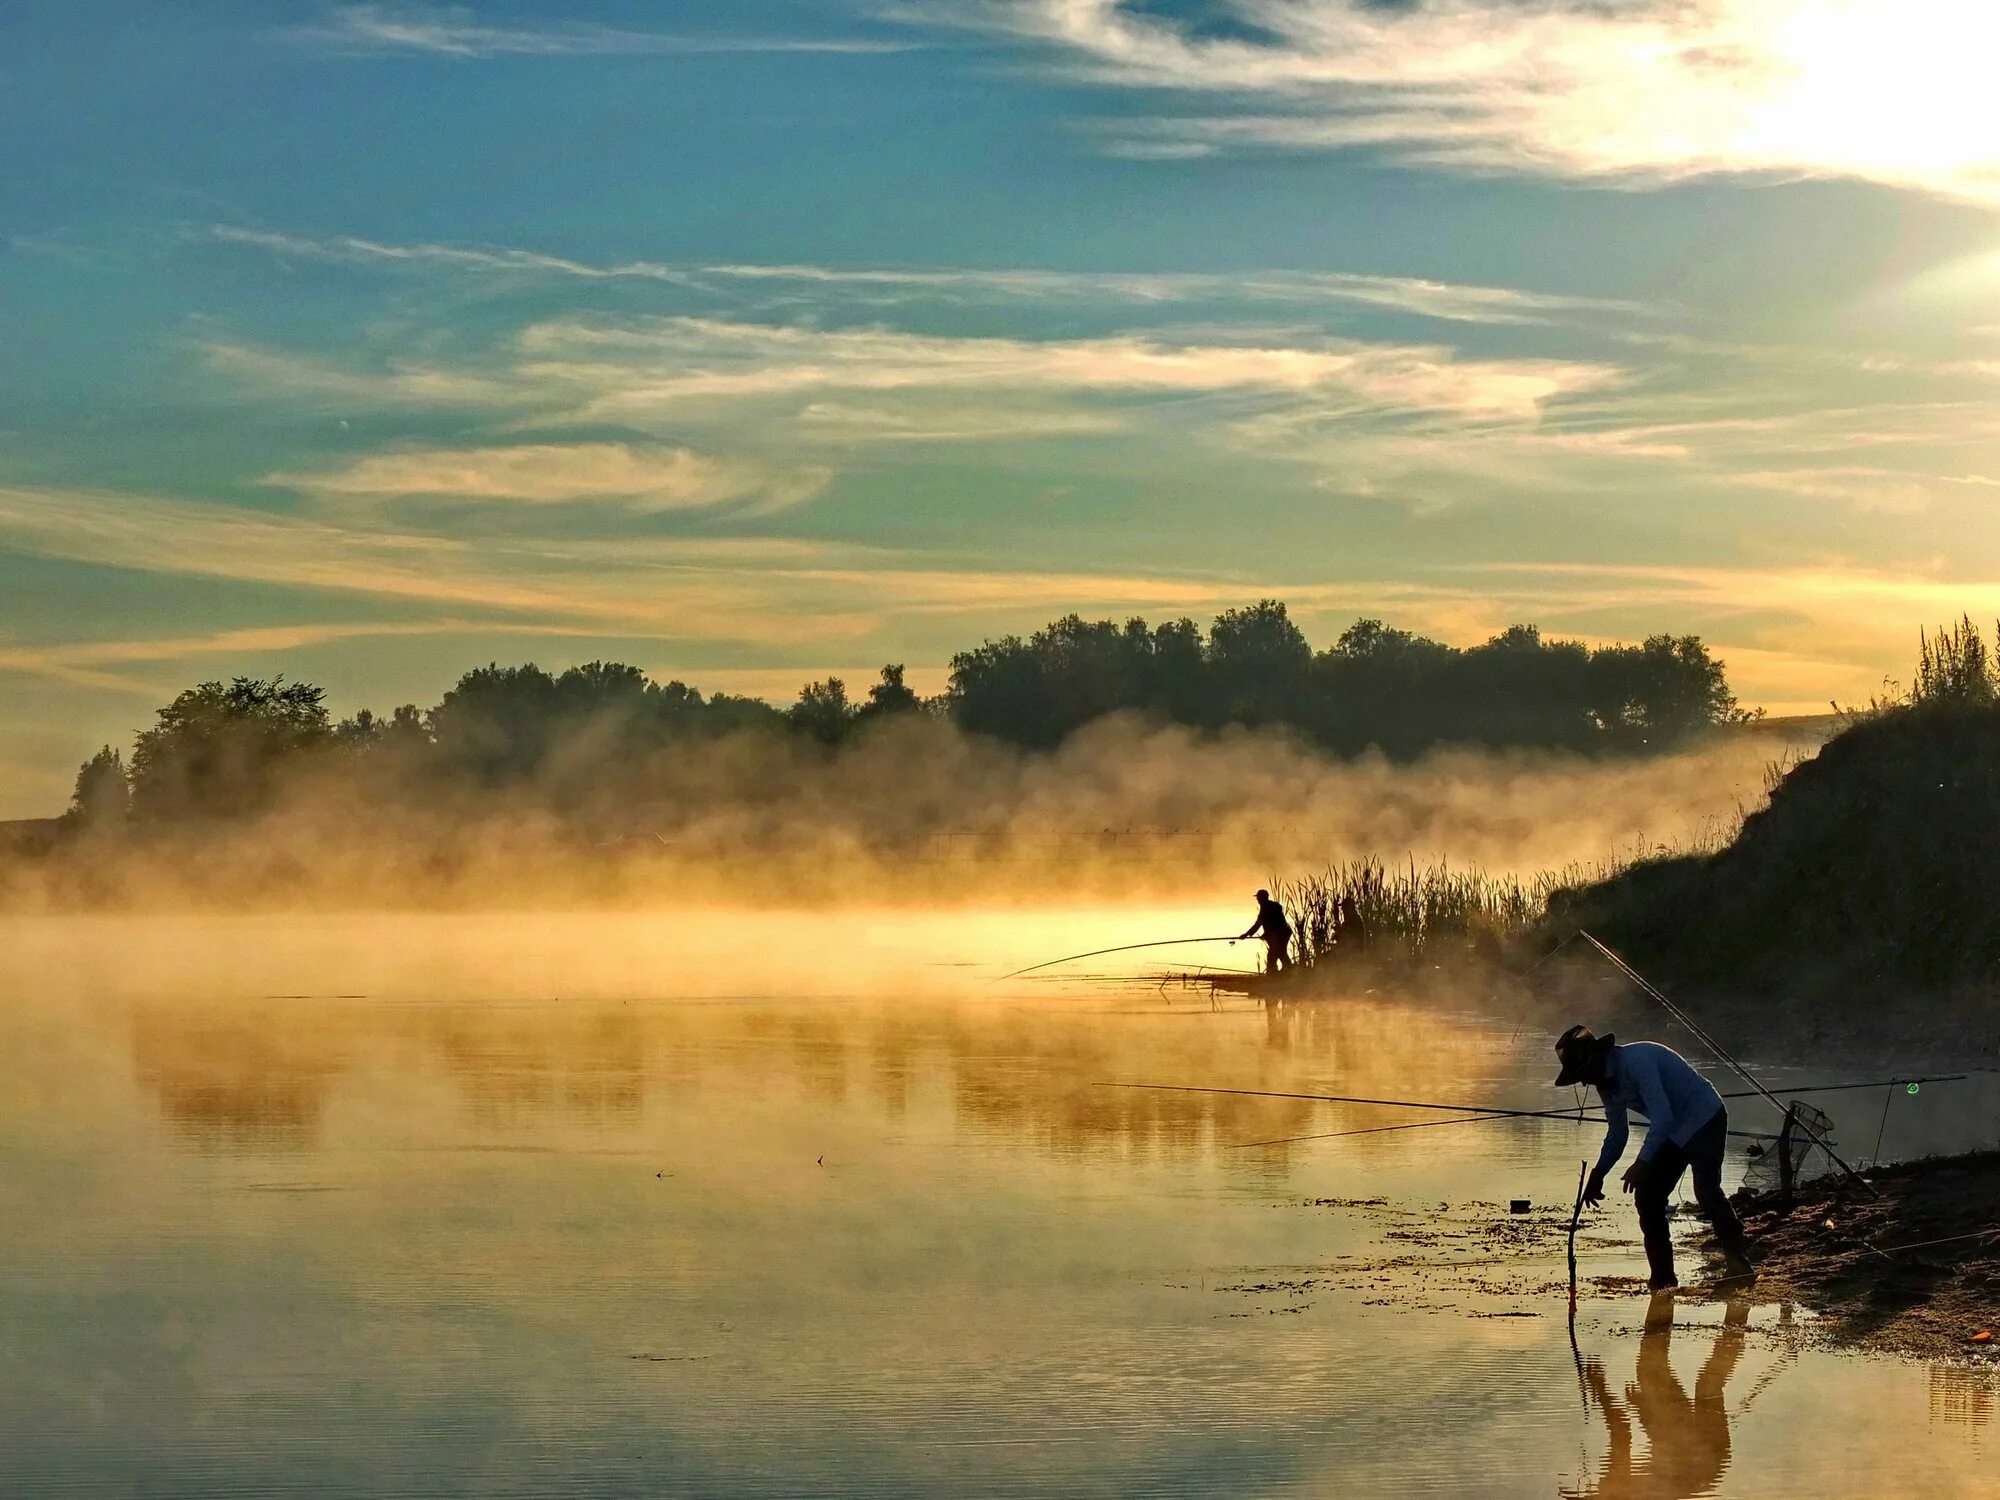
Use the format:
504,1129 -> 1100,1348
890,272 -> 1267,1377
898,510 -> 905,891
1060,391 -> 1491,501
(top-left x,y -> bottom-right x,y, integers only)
1582,1171 -> 1606,1207
1620,1161 -> 1644,1194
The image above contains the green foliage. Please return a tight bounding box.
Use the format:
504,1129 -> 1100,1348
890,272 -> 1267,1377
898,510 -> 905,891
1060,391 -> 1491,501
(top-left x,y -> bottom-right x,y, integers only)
787,677 -> 855,745
949,604 -> 1740,756
62,602 -> 1746,834
1206,600 -> 1311,726
1587,634 -> 1744,749
426,661 -> 783,785
129,677 -> 332,820
66,746 -> 130,830
857,664 -> 922,722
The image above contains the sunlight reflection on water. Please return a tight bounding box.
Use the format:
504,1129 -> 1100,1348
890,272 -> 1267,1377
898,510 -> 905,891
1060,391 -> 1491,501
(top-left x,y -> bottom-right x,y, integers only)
0,911 -> 1994,1498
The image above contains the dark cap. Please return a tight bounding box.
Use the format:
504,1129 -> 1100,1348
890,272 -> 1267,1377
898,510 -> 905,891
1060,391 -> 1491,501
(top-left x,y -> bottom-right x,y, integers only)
1554,1024 -> 1615,1087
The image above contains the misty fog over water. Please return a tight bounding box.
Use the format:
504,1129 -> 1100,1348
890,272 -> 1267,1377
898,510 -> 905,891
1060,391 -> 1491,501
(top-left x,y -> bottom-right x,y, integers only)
2,908 -> 1994,1497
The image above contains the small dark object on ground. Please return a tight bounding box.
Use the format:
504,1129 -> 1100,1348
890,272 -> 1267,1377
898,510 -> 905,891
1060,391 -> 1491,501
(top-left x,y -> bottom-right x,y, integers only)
1510,1199 -> 1531,1215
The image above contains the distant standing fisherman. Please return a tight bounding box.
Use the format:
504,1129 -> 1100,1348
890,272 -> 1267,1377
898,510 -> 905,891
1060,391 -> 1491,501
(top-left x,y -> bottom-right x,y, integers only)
1241,889 -> 1294,974
1555,1026 -> 1755,1290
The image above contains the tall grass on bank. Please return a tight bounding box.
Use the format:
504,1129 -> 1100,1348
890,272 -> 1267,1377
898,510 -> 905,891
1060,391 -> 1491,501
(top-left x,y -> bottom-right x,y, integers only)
1273,835 -> 1736,969
1273,861 -> 1554,967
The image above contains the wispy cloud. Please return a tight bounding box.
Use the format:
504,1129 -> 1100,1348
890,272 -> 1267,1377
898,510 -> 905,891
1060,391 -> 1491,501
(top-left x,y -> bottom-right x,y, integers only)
208,225 -> 1647,326
517,316 -> 1619,424
0,486 -> 873,645
199,312 -> 1619,461
200,341 -> 534,412
266,443 -> 830,514
0,621 -> 508,695
0,484 -> 1380,648
910,0 -> 2000,204
6,485 -> 1994,714
208,226 -> 697,286
299,5 -> 915,58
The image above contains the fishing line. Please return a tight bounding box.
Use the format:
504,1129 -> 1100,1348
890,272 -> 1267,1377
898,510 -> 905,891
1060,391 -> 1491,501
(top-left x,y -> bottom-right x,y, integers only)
1228,1110 -> 1538,1149
997,935 -> 1247,981
1102,1081 -> 1605,1121
1576,932 -> 1877,1196
1229,1111 -> 1779,1151
1104,1075 -> 1952,1129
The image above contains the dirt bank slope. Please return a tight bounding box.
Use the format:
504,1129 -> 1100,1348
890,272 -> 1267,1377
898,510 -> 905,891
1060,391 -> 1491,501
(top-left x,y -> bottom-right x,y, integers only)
1735,1152 -> 2000,1358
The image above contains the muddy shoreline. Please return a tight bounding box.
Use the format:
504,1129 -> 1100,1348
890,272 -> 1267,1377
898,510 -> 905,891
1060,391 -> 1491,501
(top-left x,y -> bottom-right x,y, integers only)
1728,1152 -> 2000,1359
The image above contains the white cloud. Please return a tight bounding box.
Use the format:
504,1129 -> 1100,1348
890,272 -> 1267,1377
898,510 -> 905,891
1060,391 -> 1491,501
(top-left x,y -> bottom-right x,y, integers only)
0,484 -> 1376,647
208,227 -> 696,286
0,621 -> 510,695
209,225 -> 1648,325
200,341 -> 534,412
518,316 -> 1618,425
300,6 -> 913,57
1735,465 -> 1934,514
266,443 -> 829,514
915,0 -> 2000,204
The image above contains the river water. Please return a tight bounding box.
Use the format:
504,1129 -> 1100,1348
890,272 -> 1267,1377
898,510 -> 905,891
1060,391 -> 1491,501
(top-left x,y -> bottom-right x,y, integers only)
2,910 -> 1995,1498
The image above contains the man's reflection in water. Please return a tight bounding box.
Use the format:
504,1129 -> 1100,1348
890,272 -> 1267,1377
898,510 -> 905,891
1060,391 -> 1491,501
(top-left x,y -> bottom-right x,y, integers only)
1565,1292 -> 1750,1500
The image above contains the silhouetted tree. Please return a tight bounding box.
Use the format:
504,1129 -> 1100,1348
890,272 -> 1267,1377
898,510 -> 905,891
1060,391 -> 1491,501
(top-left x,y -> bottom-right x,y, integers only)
1206,600 -> 1311,727
788,678 -> 856,744
66,746 -> 130,830
856,664 -> 922,723
68,604 -> 1748,836
1452,626 -> 1595,751
128,677 -> 331,820
427,664 -> 562,782
1589,634 -> 1740,749
947,607 -> 1738,756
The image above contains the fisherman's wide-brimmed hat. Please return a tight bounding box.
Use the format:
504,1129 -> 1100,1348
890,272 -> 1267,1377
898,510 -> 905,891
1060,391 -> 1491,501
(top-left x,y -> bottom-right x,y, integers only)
1554,1025 -> 1615,1087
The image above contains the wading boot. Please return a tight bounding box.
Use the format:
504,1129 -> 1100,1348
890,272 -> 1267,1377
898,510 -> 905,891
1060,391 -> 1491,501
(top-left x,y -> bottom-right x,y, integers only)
1717,1244 -> 1757,1284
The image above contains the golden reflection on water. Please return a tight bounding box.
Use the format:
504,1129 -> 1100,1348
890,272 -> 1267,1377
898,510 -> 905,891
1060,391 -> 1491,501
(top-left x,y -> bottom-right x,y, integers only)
2,910 -> 1996,1499
1566,1295 -> 1748,1500
1929,1363 -> 1998,1430
122,985 -> 1510,1166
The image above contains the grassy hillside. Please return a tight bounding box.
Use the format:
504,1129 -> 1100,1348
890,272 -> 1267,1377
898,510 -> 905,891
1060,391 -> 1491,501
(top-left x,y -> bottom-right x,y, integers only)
1552,696 -> 2000,993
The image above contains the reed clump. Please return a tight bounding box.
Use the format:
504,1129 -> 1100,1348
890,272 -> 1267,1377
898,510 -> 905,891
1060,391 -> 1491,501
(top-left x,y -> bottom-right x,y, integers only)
1273,859 -> 1565,967
1271,832 -> 1739,969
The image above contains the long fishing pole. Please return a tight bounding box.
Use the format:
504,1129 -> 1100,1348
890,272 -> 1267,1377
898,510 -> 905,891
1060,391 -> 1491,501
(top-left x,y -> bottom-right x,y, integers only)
1103,1073 -> 1957,1124
1102,1081 -> 1601,1123
999,936 -> 1245,981
1230,1113 -> 1781,1151
1227,1110 -> 1541,1148
1577,931 -> 1877,1196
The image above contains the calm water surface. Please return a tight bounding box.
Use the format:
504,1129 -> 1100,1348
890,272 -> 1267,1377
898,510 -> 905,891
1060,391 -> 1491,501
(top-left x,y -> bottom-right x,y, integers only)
2,911 -> 1995,1498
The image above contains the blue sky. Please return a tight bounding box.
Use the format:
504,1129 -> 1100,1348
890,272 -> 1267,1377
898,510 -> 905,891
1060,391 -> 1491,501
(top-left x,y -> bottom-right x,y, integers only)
5,0 -> 2000,811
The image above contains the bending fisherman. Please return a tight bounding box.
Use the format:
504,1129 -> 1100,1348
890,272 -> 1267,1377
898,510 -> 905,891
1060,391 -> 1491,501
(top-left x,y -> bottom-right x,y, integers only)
1554,1025 -> 1755,1290
1241,889 -> 1294,975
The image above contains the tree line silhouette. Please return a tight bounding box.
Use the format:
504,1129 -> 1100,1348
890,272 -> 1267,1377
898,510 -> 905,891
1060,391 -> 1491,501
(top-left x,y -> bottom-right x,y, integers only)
62,600 -> 1745,827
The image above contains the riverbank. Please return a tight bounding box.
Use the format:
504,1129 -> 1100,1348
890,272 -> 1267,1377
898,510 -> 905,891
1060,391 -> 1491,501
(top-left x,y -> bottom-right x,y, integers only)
1729,1152 -> 2000,1359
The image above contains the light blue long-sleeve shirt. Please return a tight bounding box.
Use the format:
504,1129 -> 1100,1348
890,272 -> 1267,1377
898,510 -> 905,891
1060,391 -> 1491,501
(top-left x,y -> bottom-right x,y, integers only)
1592,1041 -> 1724,1175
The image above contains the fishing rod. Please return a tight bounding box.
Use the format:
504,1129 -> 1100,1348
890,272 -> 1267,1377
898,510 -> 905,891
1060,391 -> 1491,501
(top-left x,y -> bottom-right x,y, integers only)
1104,1073 -> 1958,1123
1102,1082 -> 1601,1123
1228,1110 -> 1542,1148
1230,1114 -> 1783,1151
1721,1074 -> 1962,1100
1576,932 -> 1877,1196
998,936 -> 1246,981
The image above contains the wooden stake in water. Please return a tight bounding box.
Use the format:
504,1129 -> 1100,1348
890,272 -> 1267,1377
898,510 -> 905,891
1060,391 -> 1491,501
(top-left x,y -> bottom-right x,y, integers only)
1568,1159 -> 1587,1321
